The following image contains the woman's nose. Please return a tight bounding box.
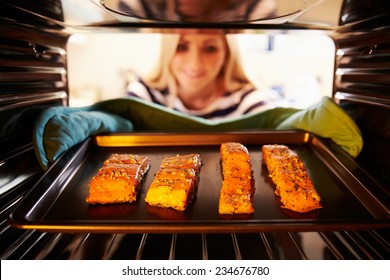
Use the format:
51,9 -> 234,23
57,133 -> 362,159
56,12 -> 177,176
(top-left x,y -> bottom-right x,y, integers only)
186,48 -> 202,68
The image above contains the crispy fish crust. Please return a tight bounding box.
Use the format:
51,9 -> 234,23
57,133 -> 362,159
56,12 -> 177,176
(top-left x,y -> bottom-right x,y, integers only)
262,144 -> 322,213
219,142 -> 255,215
145,154 -> 201,211
86,154 -> 150,204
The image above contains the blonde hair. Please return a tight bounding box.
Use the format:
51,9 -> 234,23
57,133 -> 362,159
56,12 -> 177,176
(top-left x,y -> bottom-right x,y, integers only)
144,32 -> 252,107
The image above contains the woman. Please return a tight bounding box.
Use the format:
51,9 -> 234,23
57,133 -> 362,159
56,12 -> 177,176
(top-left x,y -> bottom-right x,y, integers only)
126,29 -> 278,120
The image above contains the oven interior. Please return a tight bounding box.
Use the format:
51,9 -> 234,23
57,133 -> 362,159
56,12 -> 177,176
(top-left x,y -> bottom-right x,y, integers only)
0,0 -> 389,260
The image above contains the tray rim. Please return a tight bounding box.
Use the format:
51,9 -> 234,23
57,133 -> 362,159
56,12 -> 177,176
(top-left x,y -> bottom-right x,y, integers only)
8,130 -> 390,233
93,130 -> 311,147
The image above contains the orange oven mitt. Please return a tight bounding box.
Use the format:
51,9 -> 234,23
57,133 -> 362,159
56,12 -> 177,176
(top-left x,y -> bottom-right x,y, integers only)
33,96 -> 362,170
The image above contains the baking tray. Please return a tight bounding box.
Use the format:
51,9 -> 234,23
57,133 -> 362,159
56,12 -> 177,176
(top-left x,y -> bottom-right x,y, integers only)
9,130 -> 389,233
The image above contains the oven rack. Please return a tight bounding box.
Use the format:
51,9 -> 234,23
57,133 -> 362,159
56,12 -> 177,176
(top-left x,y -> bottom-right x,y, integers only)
1,186 -> 389,260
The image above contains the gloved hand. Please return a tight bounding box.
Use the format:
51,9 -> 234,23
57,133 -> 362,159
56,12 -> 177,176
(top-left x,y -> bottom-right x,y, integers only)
33,97 -> 301,170
33,106 -> 133,170
276,97 -> 363,157
34,96 -> 362,170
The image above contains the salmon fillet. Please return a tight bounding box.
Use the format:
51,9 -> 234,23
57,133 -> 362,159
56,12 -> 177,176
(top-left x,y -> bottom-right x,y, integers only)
262,144 -> 322,213
145,154 -> 201,211
86,154 -> 150,204
219,142 -> 255,215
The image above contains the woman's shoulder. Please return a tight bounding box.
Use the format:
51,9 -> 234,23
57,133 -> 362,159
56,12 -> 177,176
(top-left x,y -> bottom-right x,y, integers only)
126,76 -> 167,105
127,76 -> 151,92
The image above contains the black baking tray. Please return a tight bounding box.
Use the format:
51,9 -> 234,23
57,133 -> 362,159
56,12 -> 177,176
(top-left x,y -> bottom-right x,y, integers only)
9,130 -> 390,233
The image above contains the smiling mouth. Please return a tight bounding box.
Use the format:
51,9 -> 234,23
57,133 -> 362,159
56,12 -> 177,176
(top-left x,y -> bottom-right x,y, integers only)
183,71 -> 205,79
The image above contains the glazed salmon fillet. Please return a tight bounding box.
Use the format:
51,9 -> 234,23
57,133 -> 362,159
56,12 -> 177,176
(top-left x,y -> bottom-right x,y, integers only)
219,142 -> 255,215
86,154 -> 151,204
103,153 -> 151,173
145,154 -> 201,211
262,144 -> 322,213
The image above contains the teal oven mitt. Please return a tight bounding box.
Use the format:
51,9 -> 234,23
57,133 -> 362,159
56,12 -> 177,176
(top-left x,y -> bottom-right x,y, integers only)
33,106 -> 133,170
33,98 -> 293,170
34,96 -> 362,170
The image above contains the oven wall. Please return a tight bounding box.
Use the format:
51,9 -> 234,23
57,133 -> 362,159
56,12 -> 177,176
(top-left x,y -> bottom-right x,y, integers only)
332,0 -> 390,190
0,0 -> 69,249
0,1 -> 69,150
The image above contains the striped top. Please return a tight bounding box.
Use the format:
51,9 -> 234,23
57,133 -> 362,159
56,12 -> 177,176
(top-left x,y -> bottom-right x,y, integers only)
126,78 -> 280,120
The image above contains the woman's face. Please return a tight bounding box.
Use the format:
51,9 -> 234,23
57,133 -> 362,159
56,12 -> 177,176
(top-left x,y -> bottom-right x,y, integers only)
171,33 -> 227,97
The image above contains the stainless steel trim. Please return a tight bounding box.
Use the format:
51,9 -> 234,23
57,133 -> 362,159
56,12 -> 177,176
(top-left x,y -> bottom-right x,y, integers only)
335,92 -> 390,109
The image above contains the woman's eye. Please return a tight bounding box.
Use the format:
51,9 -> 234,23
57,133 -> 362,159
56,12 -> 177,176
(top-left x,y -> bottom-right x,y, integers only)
203,45 -> 218,53
177,43 -> 189,52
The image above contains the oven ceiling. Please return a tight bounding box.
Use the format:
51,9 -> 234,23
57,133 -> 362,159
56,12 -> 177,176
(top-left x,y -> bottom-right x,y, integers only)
60,0 -> 344,29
